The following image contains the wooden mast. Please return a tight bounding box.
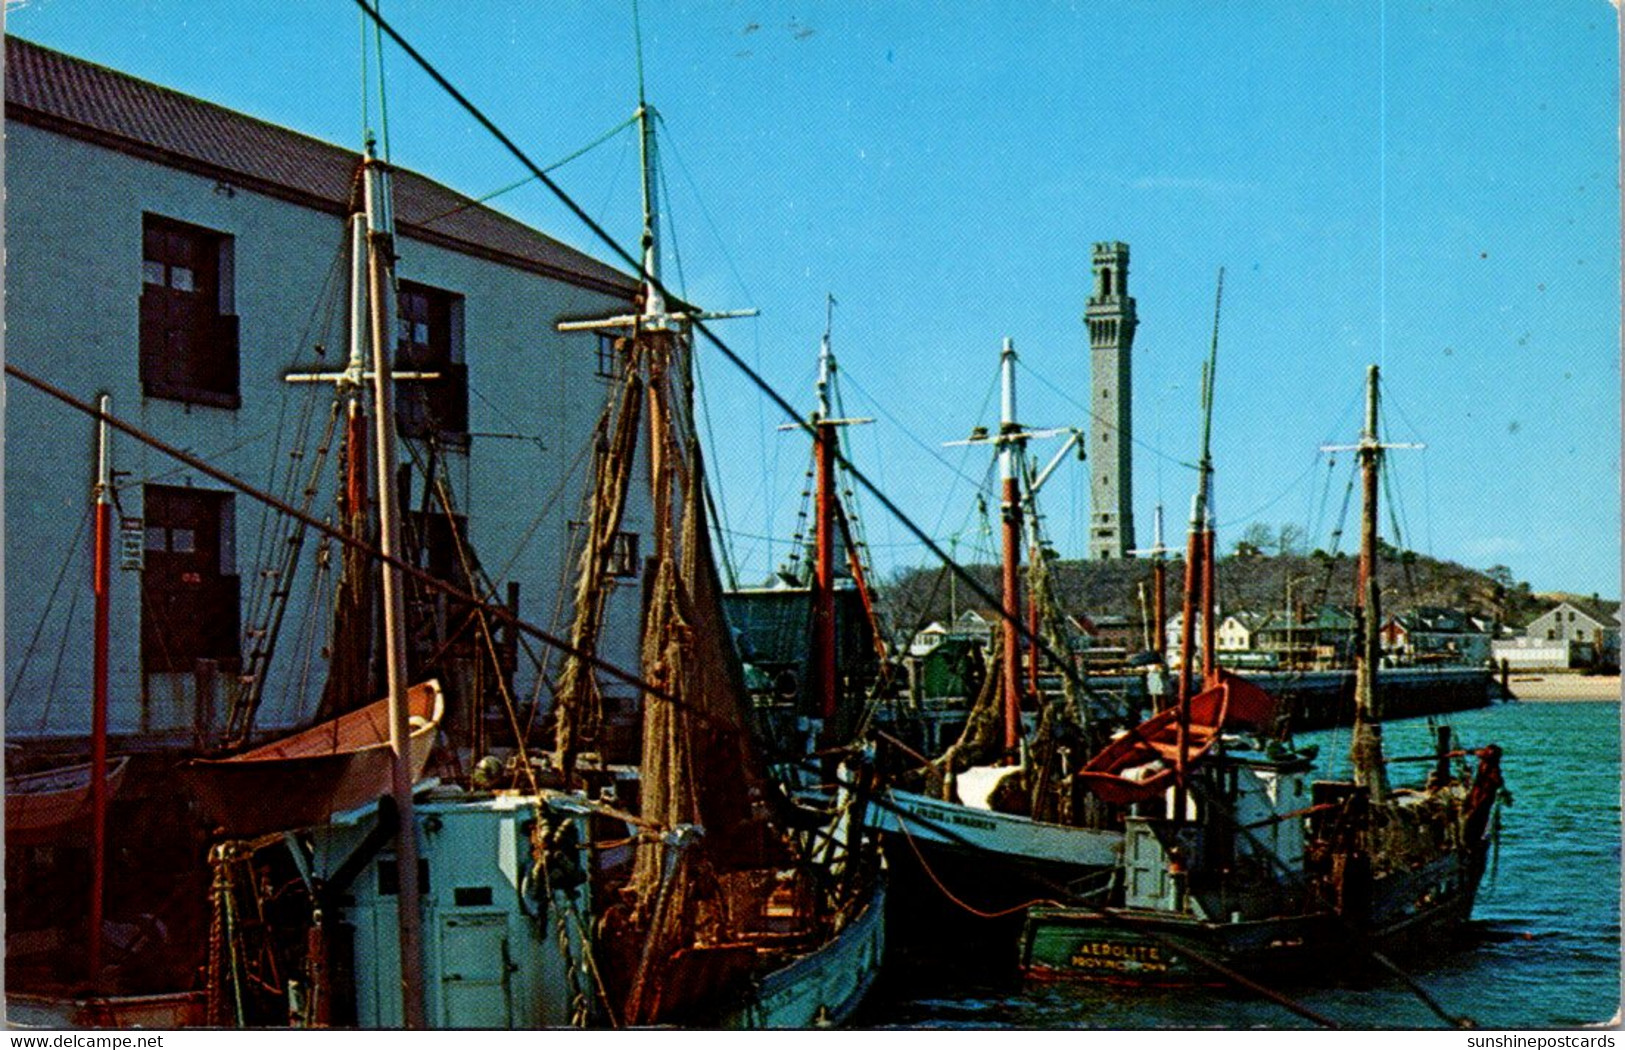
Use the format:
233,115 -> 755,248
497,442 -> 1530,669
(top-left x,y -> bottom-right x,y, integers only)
1320,365 -> 1422,799
88,392 -> 112,986
1350,363 -> 1388,798
362,141 -> 427,1029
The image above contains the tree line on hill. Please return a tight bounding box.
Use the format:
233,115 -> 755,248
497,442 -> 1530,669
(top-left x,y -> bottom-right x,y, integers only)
883,524 -> 1555,638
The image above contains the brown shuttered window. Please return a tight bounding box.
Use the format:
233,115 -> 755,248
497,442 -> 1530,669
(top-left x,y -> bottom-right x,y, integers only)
140,214 -> 239,407
396,280 -> 468,442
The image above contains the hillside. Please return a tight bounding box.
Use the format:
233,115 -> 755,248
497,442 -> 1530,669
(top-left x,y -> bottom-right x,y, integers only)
884,546 -> 1563,635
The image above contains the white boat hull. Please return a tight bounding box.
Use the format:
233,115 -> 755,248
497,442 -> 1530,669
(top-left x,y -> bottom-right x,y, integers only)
721,875 -> 887,1029
871,788 -> 1121,873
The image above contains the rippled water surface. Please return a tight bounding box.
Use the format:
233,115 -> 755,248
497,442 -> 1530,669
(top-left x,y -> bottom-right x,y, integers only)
861,700 -> 1621,1030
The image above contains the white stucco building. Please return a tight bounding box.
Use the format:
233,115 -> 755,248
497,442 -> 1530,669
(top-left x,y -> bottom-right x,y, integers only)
5,37 -> 649,742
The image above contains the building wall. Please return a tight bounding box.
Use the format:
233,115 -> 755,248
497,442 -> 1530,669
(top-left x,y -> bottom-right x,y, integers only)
1525,603 -> 1610,646
5,120 -> 639,737
1492,639 -> 1587,671
1216,619 -> 1253,651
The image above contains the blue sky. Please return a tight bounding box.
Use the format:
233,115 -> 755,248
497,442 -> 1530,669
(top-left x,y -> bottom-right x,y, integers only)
8,1 -> 1619,597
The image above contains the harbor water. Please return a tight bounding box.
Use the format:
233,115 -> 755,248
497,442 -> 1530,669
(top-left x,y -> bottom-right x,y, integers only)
862,699 -> 1621,1029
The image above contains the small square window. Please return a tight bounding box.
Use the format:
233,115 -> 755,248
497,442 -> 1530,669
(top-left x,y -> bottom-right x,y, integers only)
170,527 -> 196,553
143,260 -> 166,286
145,526 -> 168,551
596,334 -> 621,379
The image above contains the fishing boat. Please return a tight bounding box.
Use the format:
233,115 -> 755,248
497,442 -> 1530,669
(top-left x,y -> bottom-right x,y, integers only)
5,756 -> 130,847
1074,669 -> 1274,806
538,66 -> 887,1027
723,297 -> 892,782
183,681 -> 443,837
197,24 -> 887,1026
869,337 -> 1124,944
1021,364 -> 1508,986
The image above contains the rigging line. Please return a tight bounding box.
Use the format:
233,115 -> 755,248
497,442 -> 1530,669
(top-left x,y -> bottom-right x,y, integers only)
658,135 -> 688,301
415,115 -> 639,229
1378,391 -> 1419,558
127,426 -> 287,489
592,129 -> 635,256
350,1 -> 1099,704
1214,451 -> 1325,530
467,383 -> 546,455
246,230 -> 352,621
6,365 -> 687,714
487,423 -> 597,588
836,365 -> 989,495
1016,357 -> 1191,470
693,351 -> 740,588
40,571 -> 85,735
1380,379 -> 1437,558
373,0 -> 392,160
656,112 -> 758,305
1378,403 -> 1411,549
358,8 -> 369,143
7,504 -> 91,710
430,471 -> 544,791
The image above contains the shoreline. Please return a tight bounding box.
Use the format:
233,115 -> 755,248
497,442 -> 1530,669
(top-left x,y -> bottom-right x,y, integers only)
1503,673 -> 1621,702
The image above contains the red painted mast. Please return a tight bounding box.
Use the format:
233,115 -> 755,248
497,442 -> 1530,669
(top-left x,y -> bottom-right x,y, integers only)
1175,268 -> 1224,819
1176,513 -> 1199,713
998,338 -> 1024,761
1201,527 -> 1217,685
88,392 -> 113,986
812,319 -> 838,724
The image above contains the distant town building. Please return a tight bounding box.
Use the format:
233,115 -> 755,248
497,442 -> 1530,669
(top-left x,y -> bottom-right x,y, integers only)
1085,242 -> 1137,560
1070,612 -> 1139,654
1380,607 -> 1492,665
1216,611 -> 1272,652
1495,599 -> 1622,670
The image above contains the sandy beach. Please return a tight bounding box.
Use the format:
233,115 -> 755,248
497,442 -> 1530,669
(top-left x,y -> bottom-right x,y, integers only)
1504,673 -> 1622,701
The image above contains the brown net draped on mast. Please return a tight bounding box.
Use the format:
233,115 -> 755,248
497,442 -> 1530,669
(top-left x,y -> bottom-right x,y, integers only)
632,329 -> 780,881
553,337 -> 645,779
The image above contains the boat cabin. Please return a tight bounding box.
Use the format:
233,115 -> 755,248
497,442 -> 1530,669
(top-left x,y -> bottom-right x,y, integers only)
300,788 -> 606,1028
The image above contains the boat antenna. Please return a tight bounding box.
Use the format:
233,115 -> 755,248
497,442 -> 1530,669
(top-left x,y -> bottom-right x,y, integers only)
1199,269 -> 1223,684
817,293 -> 836,420
632,0 -> 665,321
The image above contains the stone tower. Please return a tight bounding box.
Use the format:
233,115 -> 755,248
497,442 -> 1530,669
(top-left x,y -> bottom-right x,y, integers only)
1085,241 -> 1137,559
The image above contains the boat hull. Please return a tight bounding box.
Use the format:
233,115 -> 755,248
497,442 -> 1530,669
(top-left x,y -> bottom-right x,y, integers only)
1022,847 -> 1488,986
870,788 -> 1121,971
184,681 -> 443,837
6,991 -> 207,1029
720,876 -> 888,1029
1022,907 -> 1336,986
872,788 -> 1122,874
5,756 -> 130,846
